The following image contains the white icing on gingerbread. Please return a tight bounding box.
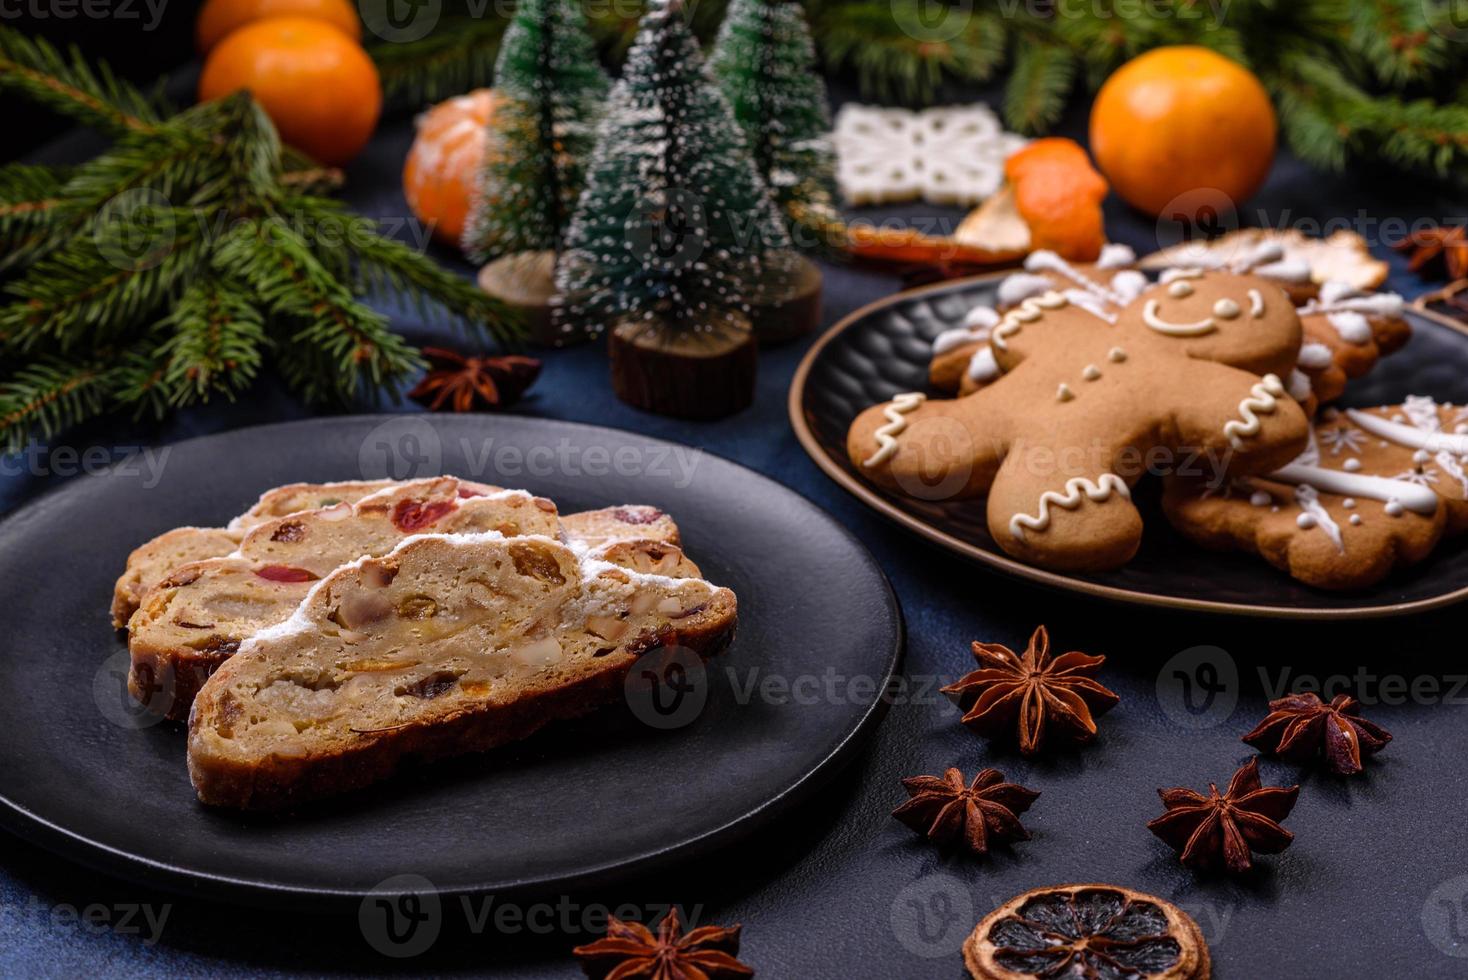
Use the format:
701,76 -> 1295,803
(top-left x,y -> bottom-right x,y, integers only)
1345,407 -> 1468,456
1224,374 -> 1285,448
1159,267 -> 1203,283
1401,395 -> 1468,496
1297,342 -> 1332,370
1143,299 -> 1216,337
1082,364 -> 1101,381
997,272 -> 1056,307
1009,474 -> 1130,540
991,291 -> 1068,351
1325,311 -> 1372,345
1287,369 -> 1312,402
967,346 -> 999,382
863,392 -> 925,467
1247,289 -> 1265,318
1056,383 -> 1075,402
933,306 -> 999,354
1268,462 -> 1438,514
1167,280 -> 1194,298
1213,298 -> 1241,319
1096,243 -> 1136,269
1294,484 -> 1344,552
1024,250 -> 1137,308
1306,281 -> 1405,318
1107,346 -> 1127,363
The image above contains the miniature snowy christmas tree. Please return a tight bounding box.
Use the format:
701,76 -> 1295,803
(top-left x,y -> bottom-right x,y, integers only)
463,0 -> 609,345
556,0 -> 792,417
710,0 -> 838,239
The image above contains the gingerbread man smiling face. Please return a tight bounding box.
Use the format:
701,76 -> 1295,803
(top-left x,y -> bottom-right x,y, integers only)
847,272 -> 1310,572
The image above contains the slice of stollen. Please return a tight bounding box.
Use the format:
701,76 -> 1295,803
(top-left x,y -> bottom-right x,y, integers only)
111,479 -> 405,627
128,478 -> 558,719
187,532 -> 737,809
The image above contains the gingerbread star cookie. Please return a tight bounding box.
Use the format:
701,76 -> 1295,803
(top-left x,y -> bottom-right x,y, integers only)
1163,397 -> 1468,589
850,272 -> 1311,572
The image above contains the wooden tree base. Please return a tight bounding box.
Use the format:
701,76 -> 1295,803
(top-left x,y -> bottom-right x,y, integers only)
747,252 -> 823,345
476,250 -> 585,348
609,312 -> 757,420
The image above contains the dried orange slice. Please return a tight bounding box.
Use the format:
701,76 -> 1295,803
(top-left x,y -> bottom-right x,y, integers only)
964,883 -> 1210,979
1004,138 -> 1108,262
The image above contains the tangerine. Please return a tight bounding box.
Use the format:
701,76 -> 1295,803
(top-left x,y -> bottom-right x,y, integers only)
198,17 -> 381,167
1089,46 -> 1276,218
402,89 -> 501,248
195,0 -> 360,53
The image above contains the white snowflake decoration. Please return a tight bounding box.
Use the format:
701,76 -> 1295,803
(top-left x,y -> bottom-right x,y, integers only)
832,103 -> 1027,206
1318,425 -> 1367,456
1392,468 -> 1440,487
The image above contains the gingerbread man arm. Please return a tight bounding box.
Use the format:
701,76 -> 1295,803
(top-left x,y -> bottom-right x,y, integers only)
846,388 -> 1013,500
1155,363 -> 1310,476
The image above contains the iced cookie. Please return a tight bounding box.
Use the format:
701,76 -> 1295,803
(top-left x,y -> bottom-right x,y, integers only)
849,273 -> 1310,571
1163,397 -> 1468,589
928,246 -> 1142,394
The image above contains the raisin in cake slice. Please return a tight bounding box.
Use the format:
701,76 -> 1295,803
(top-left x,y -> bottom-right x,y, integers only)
128,478 -> 557,719
111,479 -> 403,627
187,533 -> 737,809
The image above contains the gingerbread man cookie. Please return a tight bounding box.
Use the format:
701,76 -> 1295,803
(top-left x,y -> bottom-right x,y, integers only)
1140,239 -> 1316,302
928,246 -> 1142,393
850,272 -> 1311,571
1283,281 -> 1408,410
1163,398 -> 1468,589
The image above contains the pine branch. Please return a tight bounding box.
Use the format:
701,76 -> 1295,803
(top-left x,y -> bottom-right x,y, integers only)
152,275 -> 268,406
213,218 -> 423,402
1348,0 -> 1447,87
813,1 -> 1006,104
0,163 -> 69,271
367,15 -> 508,105
0,208 -> 207,351
0,354 -> 114,452
283,194 -> 522,341
1003,40 -> 1076,134
0,25 -> 165,135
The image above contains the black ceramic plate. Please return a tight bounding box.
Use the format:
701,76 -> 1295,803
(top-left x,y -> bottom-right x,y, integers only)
791,273 -> 1468,618
0,416 -> 900,905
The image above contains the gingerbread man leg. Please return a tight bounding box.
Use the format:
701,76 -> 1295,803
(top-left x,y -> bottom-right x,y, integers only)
985,448 -> 1144,570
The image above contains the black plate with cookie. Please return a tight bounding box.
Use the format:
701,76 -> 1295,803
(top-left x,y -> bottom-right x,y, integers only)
791,271 -> 1468,618
0,416 -> 902,905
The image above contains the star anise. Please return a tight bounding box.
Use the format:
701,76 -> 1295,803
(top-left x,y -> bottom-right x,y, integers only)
892,767 -> 1039,857
1147,758 -> 1299,874
1242,692 -> 1392,776
1394,223 -> 1468,281
572,907 -> 753,980
941,625 -> 1120,756
407,347 -> 540,412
